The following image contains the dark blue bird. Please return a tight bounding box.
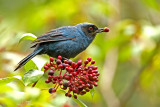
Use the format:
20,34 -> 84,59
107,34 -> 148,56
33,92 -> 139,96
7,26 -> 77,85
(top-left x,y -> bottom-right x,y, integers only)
14,22 -> 109,71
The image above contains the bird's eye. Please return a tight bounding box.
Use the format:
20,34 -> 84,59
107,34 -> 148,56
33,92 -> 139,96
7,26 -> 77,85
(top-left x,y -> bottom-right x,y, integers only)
88,27 -> 93,31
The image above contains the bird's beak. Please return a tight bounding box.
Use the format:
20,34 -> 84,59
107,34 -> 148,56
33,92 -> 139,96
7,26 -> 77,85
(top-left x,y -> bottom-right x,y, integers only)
96,27 -> 110,33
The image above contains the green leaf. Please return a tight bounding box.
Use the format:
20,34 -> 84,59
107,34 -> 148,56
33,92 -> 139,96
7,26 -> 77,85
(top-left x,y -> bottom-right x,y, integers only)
19,33 -> 37,44
72,98 -> 88,107
142,0 -> 160,10
0,85 -> 13,93
90,87 -> 95,97
57,89 -> 88,107
57,89 -> 66,94
41,62 -> 48,71
0,76 -> 22,86
22,69 -> 44,86
24,60 -> 38,72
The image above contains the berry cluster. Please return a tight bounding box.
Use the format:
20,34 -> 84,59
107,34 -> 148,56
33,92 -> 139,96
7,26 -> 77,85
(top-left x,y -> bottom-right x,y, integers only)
44,56 -> 100,99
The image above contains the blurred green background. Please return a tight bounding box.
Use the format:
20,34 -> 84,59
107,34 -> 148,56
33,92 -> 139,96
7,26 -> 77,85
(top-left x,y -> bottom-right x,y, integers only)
1,0 -> 160,107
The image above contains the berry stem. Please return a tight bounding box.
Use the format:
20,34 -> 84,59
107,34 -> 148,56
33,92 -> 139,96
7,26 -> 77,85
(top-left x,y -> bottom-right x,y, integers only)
32,81 -> 38,87
60,69 -> 62,75
62,71 -> 67,77
54,82 -> 58,88
56,84 -> 60,89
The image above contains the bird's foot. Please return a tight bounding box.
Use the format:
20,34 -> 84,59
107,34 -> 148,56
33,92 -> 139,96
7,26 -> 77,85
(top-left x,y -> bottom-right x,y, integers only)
62,57 -> 69,62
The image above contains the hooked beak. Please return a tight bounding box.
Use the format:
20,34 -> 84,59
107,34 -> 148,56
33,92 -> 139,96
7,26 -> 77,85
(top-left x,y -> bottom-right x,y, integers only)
96,27 -> 110,33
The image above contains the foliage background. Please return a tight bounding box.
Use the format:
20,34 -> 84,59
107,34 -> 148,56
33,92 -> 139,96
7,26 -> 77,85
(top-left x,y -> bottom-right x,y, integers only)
0,0 -> 160,107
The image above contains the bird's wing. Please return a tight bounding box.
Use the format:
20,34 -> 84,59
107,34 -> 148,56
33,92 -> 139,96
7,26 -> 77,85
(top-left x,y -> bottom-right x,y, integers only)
31,28 -> 76,46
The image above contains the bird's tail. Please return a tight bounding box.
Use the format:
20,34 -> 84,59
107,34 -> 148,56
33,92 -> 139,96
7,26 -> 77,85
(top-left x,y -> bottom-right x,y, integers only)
14,48 -> 43,71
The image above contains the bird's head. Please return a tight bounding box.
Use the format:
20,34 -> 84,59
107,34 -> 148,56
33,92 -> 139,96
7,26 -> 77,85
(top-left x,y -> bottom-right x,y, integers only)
76,22 -> 109,37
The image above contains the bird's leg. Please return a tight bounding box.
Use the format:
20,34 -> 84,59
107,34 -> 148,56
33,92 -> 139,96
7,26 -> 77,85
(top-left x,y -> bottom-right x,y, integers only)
62,57 -> 69,63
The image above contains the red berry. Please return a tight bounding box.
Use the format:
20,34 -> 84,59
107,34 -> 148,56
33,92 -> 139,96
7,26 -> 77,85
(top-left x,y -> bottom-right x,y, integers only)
72,72 -> 77,76
71,62 -> 76,67
68,93 -> 72,97
46,64 -> 50,67
87,57 -> 92,62
84,67 -> 88,70
80,76 -> 85,81
48,75 -> 53,79
48,70 -> 54,75
78,86 -> 83,91
85,79 -> 89,83
59,81 -> 63,85
95,78 -> 99,82
78,68 -> 82,71
50,57 -> 54,62
45,80 -> 50,83
88,70 -> 92,74
58,64 -> 63,68
82,84 -> 87,89
85,88 -> 90,92
89,76 -> 94,81
89,85 -> 93,89
84,60 -> 89,65
96,73 -> 100,76
64,60 -> 68,64
88,74 -> 92,77
93,82 -> 98,87
61,63 -> 65,70
53,76 -> 58,80
57,75 -> 62,79
64,75 -> 70,80
75,83 -> 79,87
68,60 -> 73,65
65,64 -> 70,68
74,95 -> 77,99
80,91 -> 86,95
77,60 -> 82,66
58,56 -> 62,60
83,71 -> 87,75
56,59 -> 61,65
88,65 -> 93,69
73,88 -> 78,93
92,73 -> 96,76
86,84 -> 90,87
44,66 -> 49,70
52,88 -> 56,93
104,27 -> 110,32
68,68 -> 73,72
93,66 -> 98,70
52,80 -> 56,84
91,60 -> 95,64
78,81 -> 83,85
63,87 -> 67,90
65,93 -> 68,96
65,67 -> 69,71
93,70 -> 98,73
63,82 -> 69,87
69,74 -> 73,77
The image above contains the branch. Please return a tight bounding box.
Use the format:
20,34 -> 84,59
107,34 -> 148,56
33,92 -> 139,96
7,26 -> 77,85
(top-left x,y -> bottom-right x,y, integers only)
100,48 -> 120,107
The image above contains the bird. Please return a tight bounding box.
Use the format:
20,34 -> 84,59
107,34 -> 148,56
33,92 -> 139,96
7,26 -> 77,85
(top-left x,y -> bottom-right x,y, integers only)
14,22 -> 109,71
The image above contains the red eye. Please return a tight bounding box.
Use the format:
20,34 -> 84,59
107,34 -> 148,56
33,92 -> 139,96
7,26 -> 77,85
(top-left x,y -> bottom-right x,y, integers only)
89,27 -> 93,31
